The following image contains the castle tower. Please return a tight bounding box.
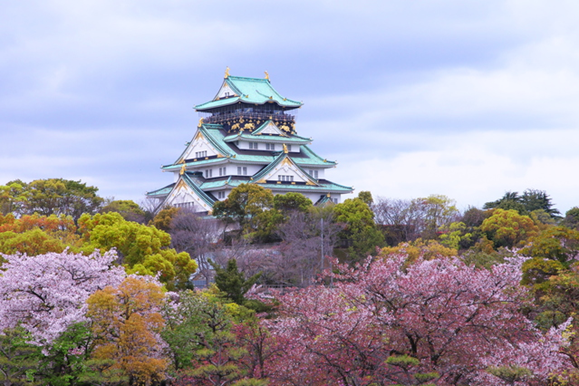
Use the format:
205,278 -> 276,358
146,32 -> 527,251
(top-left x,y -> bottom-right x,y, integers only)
147,70 -> 353,213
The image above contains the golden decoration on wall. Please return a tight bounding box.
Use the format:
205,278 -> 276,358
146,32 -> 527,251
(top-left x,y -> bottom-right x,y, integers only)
244,123 -> 255,131
198,117 -> 204,128
180,164 -> 186,175
283,144 -> 288,154
264,71 -> 269,80
224,67 -> 230,78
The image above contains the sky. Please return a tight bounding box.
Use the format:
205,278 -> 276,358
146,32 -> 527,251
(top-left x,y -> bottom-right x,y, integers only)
2,0 -> 579,214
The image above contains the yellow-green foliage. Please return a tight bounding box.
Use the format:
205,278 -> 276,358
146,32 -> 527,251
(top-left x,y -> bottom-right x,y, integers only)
79,212 -> 197,290
379,239 -> 457,264
480,209 -> 539,249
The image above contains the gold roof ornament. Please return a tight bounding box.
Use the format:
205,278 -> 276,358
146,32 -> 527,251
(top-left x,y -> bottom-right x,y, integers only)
180,164 -> 186,175
198,117 -> 204,127
264,71 -> 269,80
283,144 -> 288,154
224,67 -> 230,78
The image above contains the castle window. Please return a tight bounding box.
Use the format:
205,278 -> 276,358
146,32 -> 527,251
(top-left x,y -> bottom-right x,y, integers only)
217,191 -> 226,199
205,169 -> 213,178
219,167 -> 227,176
266,143 -> 275,151
249,142 -> 259,150
278,175 -> 294,182
309,170 -> 318,179
195,150 -> 207,158
237,167 -> 247,175
287,144 -> 292,151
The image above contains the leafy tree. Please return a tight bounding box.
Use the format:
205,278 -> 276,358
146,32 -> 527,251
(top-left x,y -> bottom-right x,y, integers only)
273,192 -> 312,215
521,226 -> 579,327
0,326 -> 41,385
36,322 -> 95,386
437,221 -> 473,251
100,199 -> 146,223
0,180 -> 29,216
87,276 -> 168,386
0,213 -> 80,256
333,197 -> 384,261
150,206 -> 179,231
379,239 -> 457,264
484,189 -> 560,218
12,178 -> 104,220
414,194 -> 459,239
563,207 -> 579,229
0,228 -> 69,257
357,190 -> 373,205
78,212 -> 197,290
211,259 -> 261,307
479,209 -> 539,249
521,189 -> 560,217
163,290 -> 268,386
484,191 -> 526,213
213,184 -> 274,238
0,249 -> 125,345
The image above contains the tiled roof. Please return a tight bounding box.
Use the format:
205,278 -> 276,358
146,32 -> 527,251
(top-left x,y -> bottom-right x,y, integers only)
195,76 -> 302,111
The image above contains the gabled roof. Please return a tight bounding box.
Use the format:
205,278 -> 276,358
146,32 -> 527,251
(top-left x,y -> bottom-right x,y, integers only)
163,123 -> 335,172
252,120 -> 287,136
195,76 -> 302,111
149,172 -> 217,211
222,121 -> 312,145
251,152 -> 318,185
174,124 -> 234,164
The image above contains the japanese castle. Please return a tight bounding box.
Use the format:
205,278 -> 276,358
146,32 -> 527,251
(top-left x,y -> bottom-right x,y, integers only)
147,70 -> 353,213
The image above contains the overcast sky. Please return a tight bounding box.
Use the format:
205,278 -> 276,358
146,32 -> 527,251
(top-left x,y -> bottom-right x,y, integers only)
2,1 -> 579,213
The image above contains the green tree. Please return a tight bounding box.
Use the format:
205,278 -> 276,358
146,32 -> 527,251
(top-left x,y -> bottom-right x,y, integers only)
78,212 -> 197,290
563,207 -> 579,229
213,184 -> 274,238
17,178 -> 104,220
0,326 -> 41,385
150,206 -> 179,231
521,189 -> 560,217
414,194 -> 459,239
479,209 -> 539,249
357,191 -> 373,205
211,259 -> 261,307
521,226 -> 579,294
36,323 -> 94,386
100,199 -> 146,223
333,197 -> 384,261
273,192 -> 312,214
0,180 -> 29,216
163,290 -> 264,385
484,189 -> 560,218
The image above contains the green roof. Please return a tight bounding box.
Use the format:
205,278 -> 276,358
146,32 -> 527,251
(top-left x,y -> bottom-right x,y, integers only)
163,124 -> 335,172
147,183 -> 175,197
181,173 -> 217,207
222,133 -> 311,145
195,76 -> 302,111
225,178 -> 352,194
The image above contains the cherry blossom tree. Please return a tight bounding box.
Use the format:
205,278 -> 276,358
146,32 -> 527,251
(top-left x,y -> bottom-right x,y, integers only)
0,249 -> 125,345
265,255 -> 570,385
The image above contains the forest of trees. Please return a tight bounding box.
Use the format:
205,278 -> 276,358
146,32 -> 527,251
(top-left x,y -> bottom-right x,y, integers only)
1,178 -> 579,385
